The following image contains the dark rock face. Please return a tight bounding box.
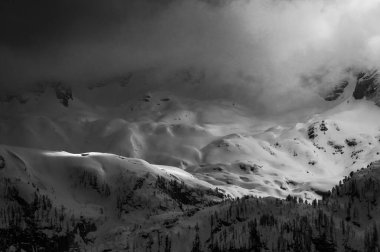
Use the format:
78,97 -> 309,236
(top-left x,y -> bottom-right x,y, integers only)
0,156 -> 5,169
324,81 -> 349,101
53,83 -> 73,107
353,71 -> 379,102
0,82 -> 73,107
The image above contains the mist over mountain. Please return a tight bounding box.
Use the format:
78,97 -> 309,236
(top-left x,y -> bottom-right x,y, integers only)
2,0 -> 380,251
2,0 -> 380,114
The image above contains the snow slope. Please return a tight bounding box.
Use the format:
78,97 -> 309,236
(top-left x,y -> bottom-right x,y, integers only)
2,82 -> 380,200
3,75 -> 380,250
0,144 -> 225,206
0,144 -> 227,250
190,98 -> 380,199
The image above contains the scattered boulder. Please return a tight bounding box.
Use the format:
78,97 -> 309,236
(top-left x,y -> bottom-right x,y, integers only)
345,138 -> 357,147
327,141 -> 344,154
308,161 -> 316,166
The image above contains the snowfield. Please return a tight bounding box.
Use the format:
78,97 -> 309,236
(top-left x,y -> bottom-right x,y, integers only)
1,83 -> 380,201
2,77 -> 380,250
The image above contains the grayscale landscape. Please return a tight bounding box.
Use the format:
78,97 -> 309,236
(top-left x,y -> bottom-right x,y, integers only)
1,0 -> 380,251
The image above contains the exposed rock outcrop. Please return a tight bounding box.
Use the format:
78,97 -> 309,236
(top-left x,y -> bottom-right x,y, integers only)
0,82 -> 73,107
53,83 -> 73,107
324,81 -> 349,101
353,70 -> 380,104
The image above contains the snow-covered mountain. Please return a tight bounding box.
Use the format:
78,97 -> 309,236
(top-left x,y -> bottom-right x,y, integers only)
1,72 -> 380,199
2,147 -> 380,251
2,70 -> 380,250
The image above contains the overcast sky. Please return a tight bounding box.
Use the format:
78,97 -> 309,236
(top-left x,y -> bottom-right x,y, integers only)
1,0 -> 380,113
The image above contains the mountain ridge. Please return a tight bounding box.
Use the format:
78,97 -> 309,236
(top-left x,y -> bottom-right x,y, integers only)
1,143 -> 380,251
3,69 -> 380,250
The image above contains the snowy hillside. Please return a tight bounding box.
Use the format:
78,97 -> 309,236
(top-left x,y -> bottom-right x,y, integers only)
2,146 -> 380,251
2,77 -> 380,200
4,0 -> 380,250
3,71 -> 380,250
130,160 -> 380,252
0,144 -> 225,251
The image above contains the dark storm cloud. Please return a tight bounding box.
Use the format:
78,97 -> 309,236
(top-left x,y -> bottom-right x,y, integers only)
0,0 -> 172,48
1,0 -> 380,114
0,0 -> 179,89
0,0 -> 241,90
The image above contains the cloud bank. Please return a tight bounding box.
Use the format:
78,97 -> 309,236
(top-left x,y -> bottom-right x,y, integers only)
1,0 -> 380,114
